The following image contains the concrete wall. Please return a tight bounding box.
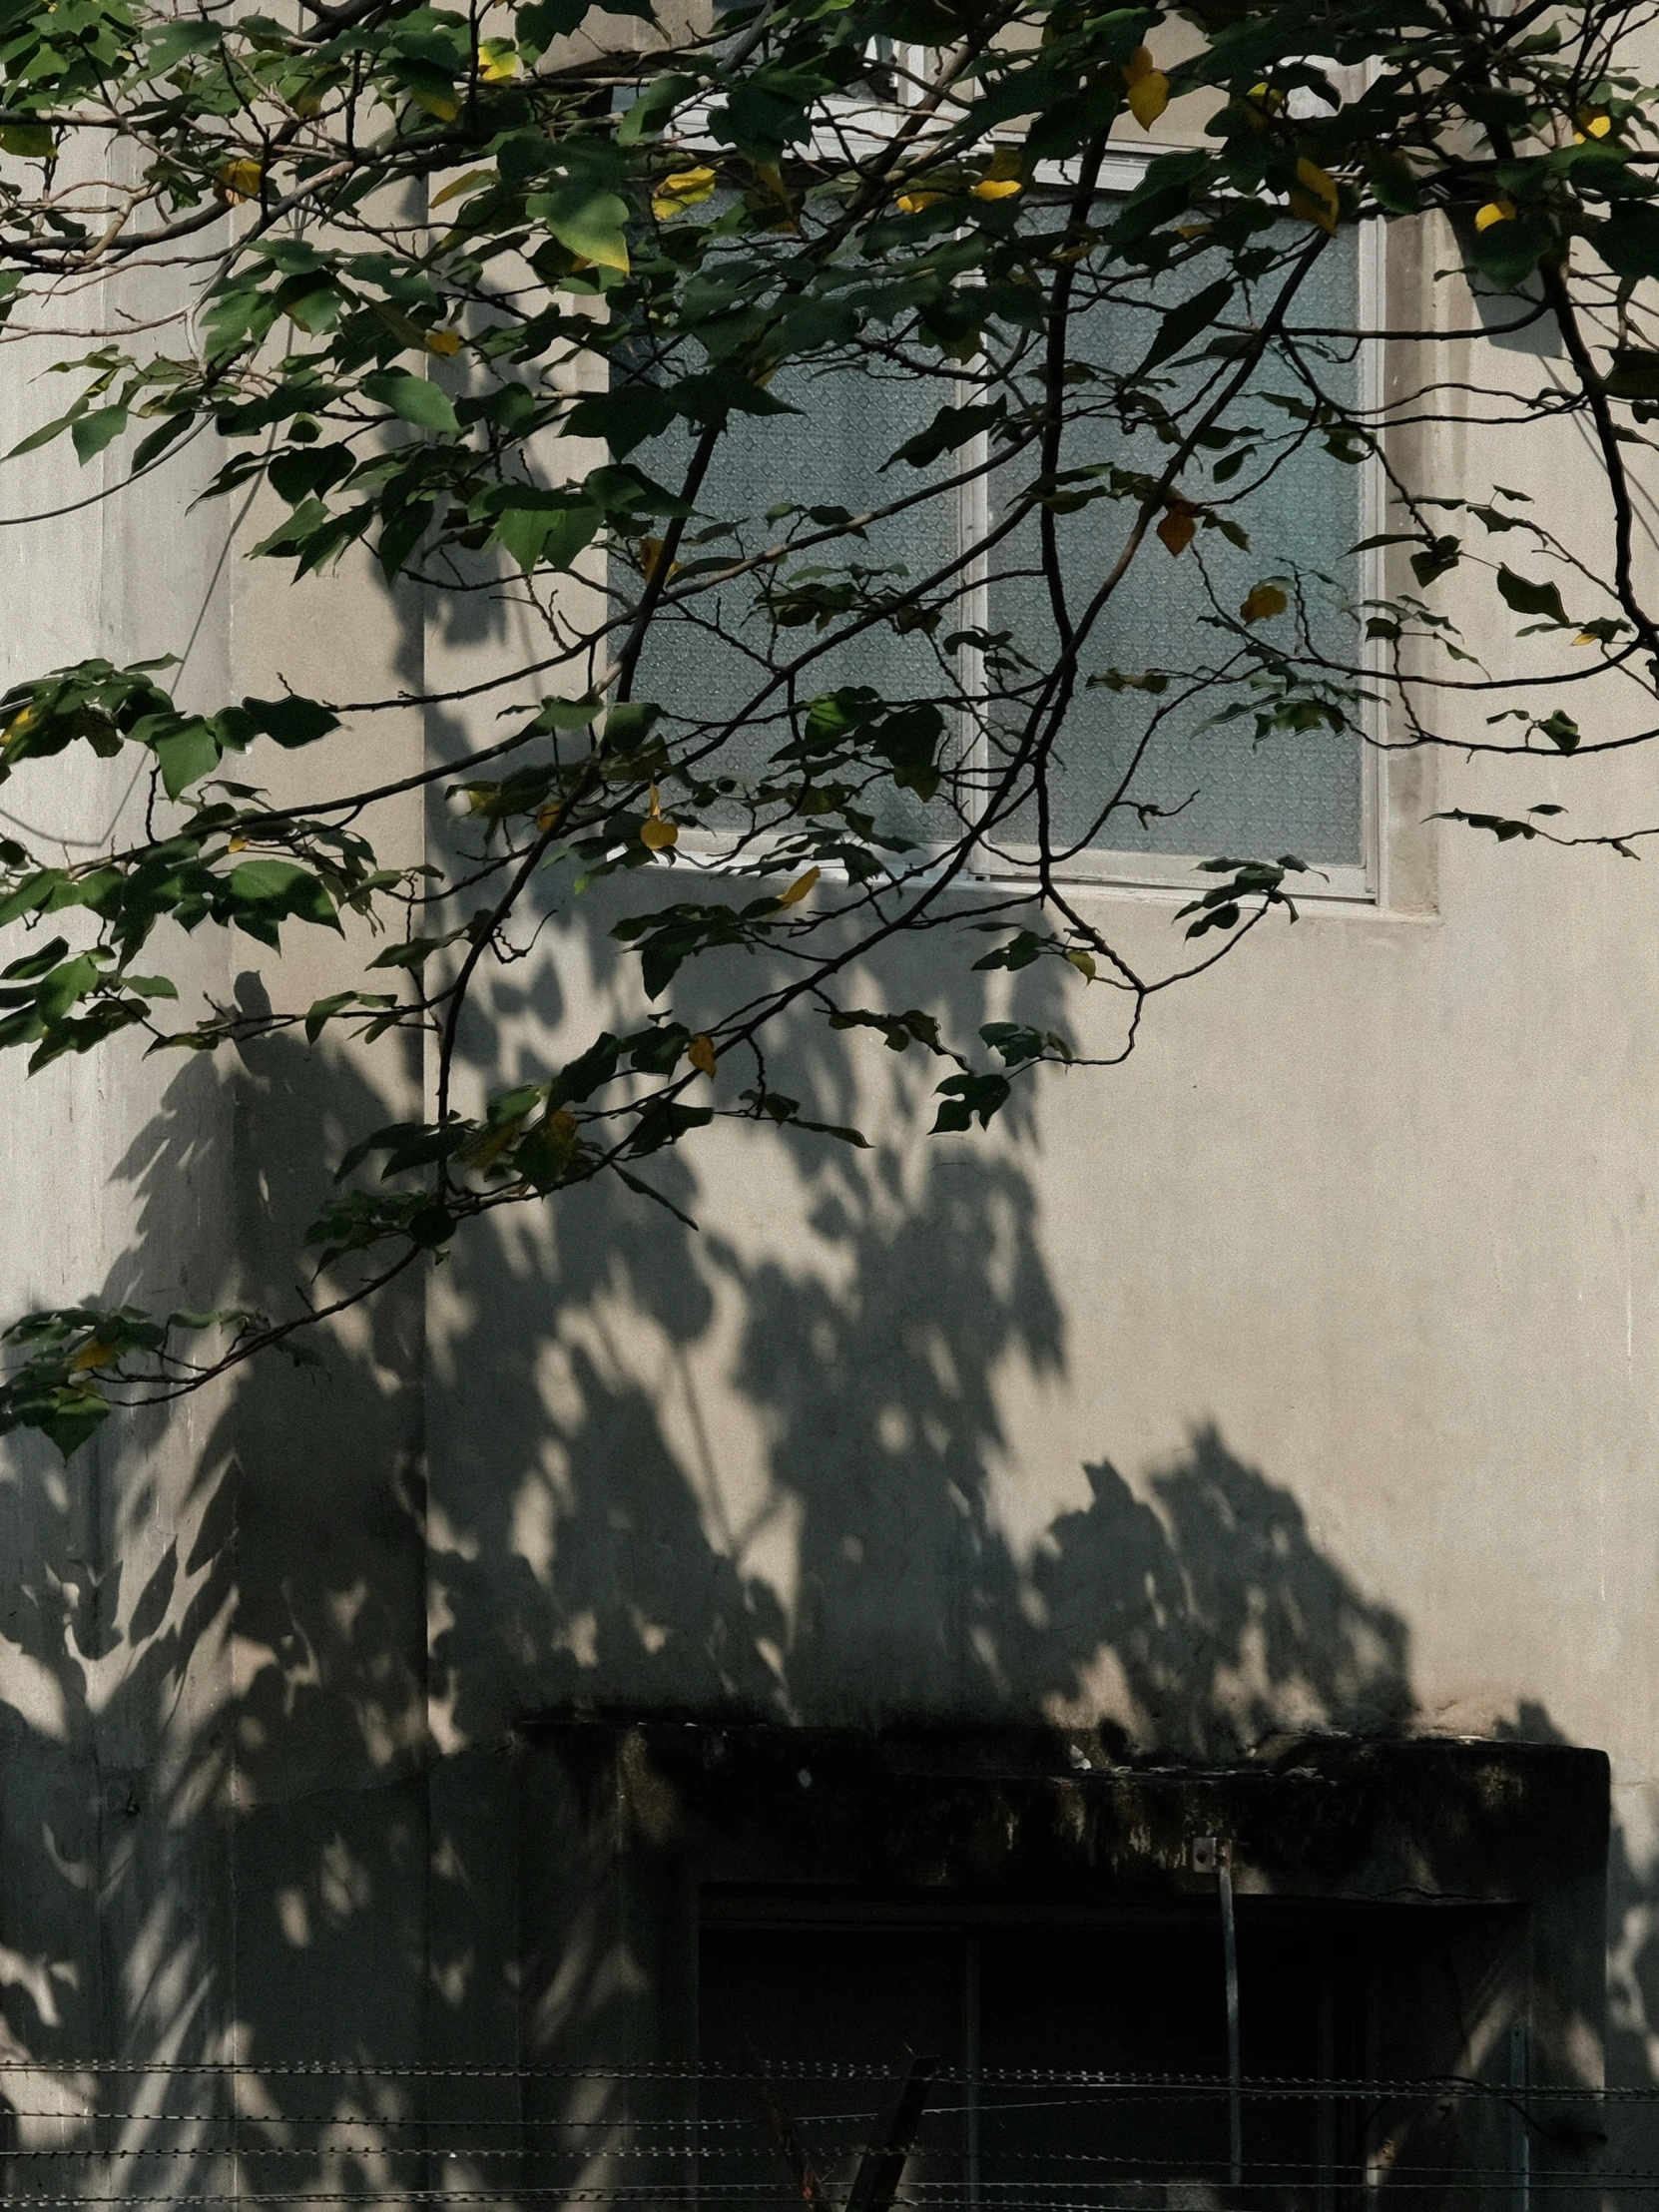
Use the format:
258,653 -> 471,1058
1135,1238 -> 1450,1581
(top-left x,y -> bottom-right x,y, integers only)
0,183 -> 1653,2184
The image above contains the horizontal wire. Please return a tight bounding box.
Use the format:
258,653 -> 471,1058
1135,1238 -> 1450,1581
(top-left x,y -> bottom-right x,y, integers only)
0,2151 -> 1634,2181
0,2117 -> 854,2134
0,2146 -> 868,2165
0,2187 -> 1656,2208
0,2066 -> 1626,2099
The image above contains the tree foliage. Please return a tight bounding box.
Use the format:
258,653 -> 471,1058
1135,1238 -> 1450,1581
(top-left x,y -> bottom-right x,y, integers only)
0,0 -> 1651,1448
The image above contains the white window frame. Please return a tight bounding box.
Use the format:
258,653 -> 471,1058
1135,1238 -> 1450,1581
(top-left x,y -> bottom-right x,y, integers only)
647,104 -> 1387,906
955,148 -> 1384,906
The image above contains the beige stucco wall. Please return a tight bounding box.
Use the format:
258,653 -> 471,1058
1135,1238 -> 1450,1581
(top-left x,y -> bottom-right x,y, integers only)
0,183 -> 1656,2119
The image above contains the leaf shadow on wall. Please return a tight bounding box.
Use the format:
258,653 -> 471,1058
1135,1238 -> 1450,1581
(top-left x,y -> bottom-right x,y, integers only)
0,879 -> 1620,2206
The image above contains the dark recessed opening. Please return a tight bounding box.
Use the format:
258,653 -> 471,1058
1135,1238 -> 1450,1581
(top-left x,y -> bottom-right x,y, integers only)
697,1892 -> 1522,2211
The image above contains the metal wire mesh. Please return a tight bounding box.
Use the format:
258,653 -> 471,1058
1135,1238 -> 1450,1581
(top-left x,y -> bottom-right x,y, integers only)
0,2061 -> 1640,2209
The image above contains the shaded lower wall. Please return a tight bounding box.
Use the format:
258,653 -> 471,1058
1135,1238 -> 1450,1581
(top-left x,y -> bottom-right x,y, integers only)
0,940 -> 1643,2201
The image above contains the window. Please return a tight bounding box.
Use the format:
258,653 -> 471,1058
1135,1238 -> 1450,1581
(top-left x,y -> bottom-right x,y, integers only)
623,170 -> 1377,894
976,217 -> 1369,885
696,1894 -> 1522,2210
518,1723 -> 1609,2212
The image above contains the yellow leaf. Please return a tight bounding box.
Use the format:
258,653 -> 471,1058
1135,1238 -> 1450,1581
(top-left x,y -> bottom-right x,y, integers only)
70,1339 -> 114,1373
219,158 -> 264,202
1474,199 -> 1514,232
1240,583 -> 1288,623
641,816 -> 679,850
652,164 -> 717,220
479,39 -> 518,79
1157,505 -> 1196,556
688,1033 -> 718,1077
1123,44 -> 1155,83
898,189 -> 946,214
973,176 -> 1022,200
1290,157 -> 1339,235
638,535 -> 666,580
464,785 -> 496,814
1578,108 -> 1612,137
431,168 -> 491,209
228,833 -> 249,852
1573,631 -> 1601,646
424,328 -> 462,355
468,1115 -> 526,1171
777,865 -> 820,907
411,87 -> 460,121
1127,69 -> 1170,129
1064,947 -> 1096,980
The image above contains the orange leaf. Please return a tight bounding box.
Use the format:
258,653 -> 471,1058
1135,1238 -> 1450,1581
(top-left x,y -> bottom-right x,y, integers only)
1157,506 -> 1197,556
688,1033 -> 718,1076
1240,583 -> 1288,623
641,816 -> 678,850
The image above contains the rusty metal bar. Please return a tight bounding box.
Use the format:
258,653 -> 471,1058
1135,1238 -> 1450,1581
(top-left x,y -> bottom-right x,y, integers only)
751,2076 -> 828,2208
844,2055 -> 936,2212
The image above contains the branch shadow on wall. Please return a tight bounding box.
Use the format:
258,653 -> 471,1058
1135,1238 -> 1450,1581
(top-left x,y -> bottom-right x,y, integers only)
0,874 -> 1623,2199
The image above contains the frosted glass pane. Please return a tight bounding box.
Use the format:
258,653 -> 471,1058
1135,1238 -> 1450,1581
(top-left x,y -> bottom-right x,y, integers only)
987,231 -> 1365,867
629,362 -> 962,844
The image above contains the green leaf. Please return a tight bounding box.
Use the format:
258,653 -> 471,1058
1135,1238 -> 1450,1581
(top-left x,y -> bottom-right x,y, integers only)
1410,535 -> 1460,588
487,490 -> 600,572
931,1070 -> 1011,1133
365,372 -> 460,434
533,695 -> 602,731
885,401 -> 1004,470
527,184 -> 631,273
1134,280 -> 1234,377
515,0 -> 595,51
130,412 -> 196,472
71,407 -> 127,463
564,381 -> 676,454
1495,566 -> 1568,624
228,859 -> 337,931
1606,349 -> 1659,401
1536,709 -> 1580,753
1598,205 -> 1659,279
1469,213 -> 1553,292
617,72 -> 697,144
155,722 -> 221,799
242,695 -> 340,748
229,857 -> 311,898
0,122 -> 53,158
304,991 -> 356,1041
39,1386 -> 111,1460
